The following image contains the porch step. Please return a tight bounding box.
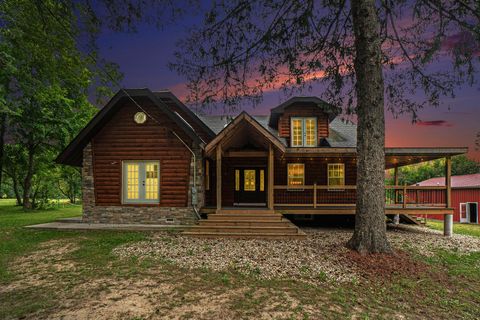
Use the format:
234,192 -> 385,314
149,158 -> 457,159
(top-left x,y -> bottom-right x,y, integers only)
199,220 -> 292,227
208,214 -> 283,221
184,226 -> 299,234
183,232 -> 306,239
184,210 -> 305,239
217,209 -> 275,215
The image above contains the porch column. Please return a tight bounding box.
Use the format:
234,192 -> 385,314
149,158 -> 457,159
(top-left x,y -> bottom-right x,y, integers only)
444,156 -> 453,236
268,144 -> 274,210
216,145 -> 222,212
393,166 -> 400,225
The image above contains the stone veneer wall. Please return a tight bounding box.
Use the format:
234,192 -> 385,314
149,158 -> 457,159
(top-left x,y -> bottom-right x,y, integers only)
81,143 -> 202,225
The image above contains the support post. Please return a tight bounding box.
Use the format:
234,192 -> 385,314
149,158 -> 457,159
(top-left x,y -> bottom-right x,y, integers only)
445,156 -> 452,208
402,183 -> 407,209
313,183 -> 317,208
444,156 -> 453,236
444,214 -> 453,237
216,145 -> 222,212
393,166 -> 400,224
268,144 -> 274,210
393,166 -> 399,203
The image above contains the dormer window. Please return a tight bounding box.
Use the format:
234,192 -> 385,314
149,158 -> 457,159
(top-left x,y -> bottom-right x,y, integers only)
291,117 -> 317,147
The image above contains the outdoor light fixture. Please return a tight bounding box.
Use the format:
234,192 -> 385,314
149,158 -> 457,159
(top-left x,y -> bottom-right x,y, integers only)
134,111 -> 147,124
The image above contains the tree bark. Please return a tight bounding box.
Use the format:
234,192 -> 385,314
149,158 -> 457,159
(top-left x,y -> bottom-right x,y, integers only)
22,145 -> 35,210
347,0 -> 392,254
0,114 -> 6,193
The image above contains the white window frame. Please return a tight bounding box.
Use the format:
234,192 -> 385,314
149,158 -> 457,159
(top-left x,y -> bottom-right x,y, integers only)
460,202 -> 479,224
122,160 -> 160,204
290,117 -> 317,147
287,163 -> 305,190
327,163 -> 345,191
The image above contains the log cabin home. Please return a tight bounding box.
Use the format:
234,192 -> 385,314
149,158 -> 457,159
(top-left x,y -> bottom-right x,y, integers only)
56,88 -> 468,238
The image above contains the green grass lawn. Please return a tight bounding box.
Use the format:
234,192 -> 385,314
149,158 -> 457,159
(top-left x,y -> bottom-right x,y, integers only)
426,219 -> 480,237
0,200 -> 479,319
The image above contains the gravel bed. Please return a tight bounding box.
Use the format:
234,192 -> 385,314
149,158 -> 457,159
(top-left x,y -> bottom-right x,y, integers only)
113,225 -> 480,284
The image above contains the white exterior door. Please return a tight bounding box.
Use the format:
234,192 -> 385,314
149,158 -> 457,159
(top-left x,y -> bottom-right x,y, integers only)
459,203 -> 468,223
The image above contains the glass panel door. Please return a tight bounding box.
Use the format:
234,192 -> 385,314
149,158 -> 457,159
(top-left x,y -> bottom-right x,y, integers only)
126,163 -> 140,200
123,161 -> 160,203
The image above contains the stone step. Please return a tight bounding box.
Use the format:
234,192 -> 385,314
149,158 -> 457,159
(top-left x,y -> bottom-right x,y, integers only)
187,226 -> 299,234
208,214 -> 282,221
199,220 -> 291,227
183,232 -> 307,239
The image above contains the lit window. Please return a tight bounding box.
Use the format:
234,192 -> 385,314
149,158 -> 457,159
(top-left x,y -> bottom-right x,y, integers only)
123,161 -> 160,203
328,163 -> 345,190
290,117 -> 317,147
244,170 -> 256,191
288,163 -> 305,188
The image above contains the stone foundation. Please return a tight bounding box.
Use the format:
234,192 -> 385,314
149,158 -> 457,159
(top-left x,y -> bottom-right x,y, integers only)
81,143 -> 201,225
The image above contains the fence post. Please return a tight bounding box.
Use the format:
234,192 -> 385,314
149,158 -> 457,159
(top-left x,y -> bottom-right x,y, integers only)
403,183 -> 407,208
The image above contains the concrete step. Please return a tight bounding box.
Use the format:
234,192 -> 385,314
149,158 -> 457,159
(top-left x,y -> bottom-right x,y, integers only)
199,220 -> 291,227
183,232 -> 307,239
208,214 -> 282,221
187,226 -> 299,234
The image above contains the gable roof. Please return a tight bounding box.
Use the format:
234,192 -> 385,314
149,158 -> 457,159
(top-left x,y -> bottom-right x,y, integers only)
416,173 -> 480,188
154,90 -> 216,141
56,88 -> 204,167
268,96 -> 341,128
204,112 -> 286,155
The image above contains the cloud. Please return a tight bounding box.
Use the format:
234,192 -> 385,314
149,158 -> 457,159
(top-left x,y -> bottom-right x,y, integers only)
441,31 -> 480,56
416,120 -> 453,127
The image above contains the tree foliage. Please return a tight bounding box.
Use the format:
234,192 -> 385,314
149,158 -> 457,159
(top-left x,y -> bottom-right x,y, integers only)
388,155 -> 480,186
168,0 -> 479,253
0,0 -> 120,209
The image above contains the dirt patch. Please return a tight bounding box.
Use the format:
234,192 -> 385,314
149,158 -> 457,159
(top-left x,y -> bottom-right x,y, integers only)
343,249 -> 430,280
1,239 -> 79,294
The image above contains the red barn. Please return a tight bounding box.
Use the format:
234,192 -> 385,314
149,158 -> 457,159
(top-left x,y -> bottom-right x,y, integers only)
416,174 -> 480,223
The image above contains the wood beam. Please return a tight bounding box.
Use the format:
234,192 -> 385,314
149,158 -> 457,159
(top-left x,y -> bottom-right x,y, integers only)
216,145 -> 222,212
445,156 -> 452,208
224,150 -> 268,157
268,144 -> 274,209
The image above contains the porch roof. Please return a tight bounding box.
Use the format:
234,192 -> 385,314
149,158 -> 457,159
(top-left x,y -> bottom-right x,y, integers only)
204,112 -> 286,156
385,147 -> 468,168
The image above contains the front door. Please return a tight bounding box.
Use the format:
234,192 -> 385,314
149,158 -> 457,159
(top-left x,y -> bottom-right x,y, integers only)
468,202 -> 478,224
234,167 -> 266,206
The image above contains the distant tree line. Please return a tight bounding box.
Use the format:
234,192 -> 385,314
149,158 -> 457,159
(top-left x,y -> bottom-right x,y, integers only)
0,1 -> 119,209
387,155 -> 480,186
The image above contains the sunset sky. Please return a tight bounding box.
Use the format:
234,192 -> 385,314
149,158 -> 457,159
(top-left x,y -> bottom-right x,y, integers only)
96,13 -> 480,160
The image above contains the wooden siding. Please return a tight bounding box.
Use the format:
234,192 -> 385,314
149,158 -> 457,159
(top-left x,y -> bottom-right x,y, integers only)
426,188 -> 480,222
205,153 -> 356,207
277,105 -> 329,145
273,154 -> 357,205
92,98 -> 192,207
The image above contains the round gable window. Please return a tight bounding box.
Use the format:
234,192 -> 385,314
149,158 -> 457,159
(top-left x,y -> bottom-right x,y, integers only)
134,112 -> 147,124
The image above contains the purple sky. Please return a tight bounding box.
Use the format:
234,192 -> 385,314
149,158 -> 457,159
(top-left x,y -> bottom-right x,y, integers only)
96,17 -> 480,160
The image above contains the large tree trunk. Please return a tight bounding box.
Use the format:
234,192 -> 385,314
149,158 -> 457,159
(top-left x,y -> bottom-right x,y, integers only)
22,145 -> 35,210
347,0 -> 392,254
0,114 -> 6,192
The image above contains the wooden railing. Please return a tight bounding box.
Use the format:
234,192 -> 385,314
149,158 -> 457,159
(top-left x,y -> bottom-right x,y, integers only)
273,184 -> 448,208
385,185 -> 447,208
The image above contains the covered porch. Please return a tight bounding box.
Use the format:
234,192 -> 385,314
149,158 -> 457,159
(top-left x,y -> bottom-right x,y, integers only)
203,114 -> 467,235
